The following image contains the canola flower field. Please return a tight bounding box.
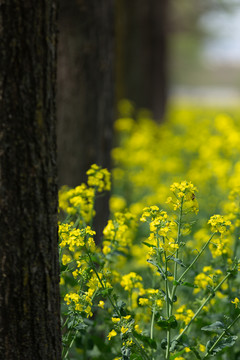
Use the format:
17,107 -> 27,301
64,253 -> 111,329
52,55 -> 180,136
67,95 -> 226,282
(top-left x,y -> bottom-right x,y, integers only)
59,102 -> 240,360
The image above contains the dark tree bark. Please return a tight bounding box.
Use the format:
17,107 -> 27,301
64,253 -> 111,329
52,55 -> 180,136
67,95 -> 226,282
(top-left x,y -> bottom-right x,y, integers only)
57,0 -> 114,187
0,1 -> 61,359
57,0 -> 114,239
115,0 -> 168,121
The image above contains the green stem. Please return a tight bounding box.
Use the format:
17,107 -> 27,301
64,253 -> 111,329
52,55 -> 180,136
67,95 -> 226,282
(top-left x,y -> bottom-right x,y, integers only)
170,232 -> 215,314
87,249 -> 150,359
174,198 -> 184,281
165,253 -> 171,360
86,251 -> 121,317
166,329 -> 171,360
165,255 -> 170,318
203,312 -> 240,359
132,335 -> 151,360
150,311 -> 156,360
150,309 -> 155,340
62,316 -> 69,330
63,332 -> 77,360
175,272 -> 231,342
73,215 -> 82,229
178,233 -> 215,284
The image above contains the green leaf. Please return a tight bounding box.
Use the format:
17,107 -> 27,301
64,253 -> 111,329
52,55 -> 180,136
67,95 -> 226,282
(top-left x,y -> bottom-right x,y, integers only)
121,346 -> 131,360
113,300 -> 127,317
130,354 -> 142,360
99,287 -> 113,297
170,339 -> 179,352
157,316 -> 168,329
74,322 -> 88,331
142,241 -> 155,248
201,321 -> 226,334
182,281 -> 196,288
157,315 -> 178,329
161,338 -> 167,349
147,259 -> 166,280
206,285 -> 215,296
228,268 -> 238,279
168,315 -> 178,329
172,295 -> 177,302
168,256 -> 186,268
190,347 -> 202,360
133,331 -> 157,349
113,250 -> 128,257
206,335 -> 238,355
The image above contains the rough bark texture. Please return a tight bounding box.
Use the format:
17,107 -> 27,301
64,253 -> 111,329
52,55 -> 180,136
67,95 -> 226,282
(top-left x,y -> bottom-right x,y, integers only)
116,0 -> 168,121
57,0 -> 114,239
0,1 -> 61,359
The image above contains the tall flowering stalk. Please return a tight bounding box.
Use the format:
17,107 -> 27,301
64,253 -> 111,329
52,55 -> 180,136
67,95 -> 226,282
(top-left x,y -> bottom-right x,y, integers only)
141,181 -> 239,360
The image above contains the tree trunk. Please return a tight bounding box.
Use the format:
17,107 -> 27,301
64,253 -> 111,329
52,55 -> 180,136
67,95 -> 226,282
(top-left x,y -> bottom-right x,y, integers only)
57,0 -> 114,240
115,0 -> 168,120
57,0 -> 114,187
0,1 -> 61,359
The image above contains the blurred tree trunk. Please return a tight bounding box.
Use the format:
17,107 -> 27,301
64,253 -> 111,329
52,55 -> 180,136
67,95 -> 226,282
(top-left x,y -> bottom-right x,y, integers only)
0,1 -> 61,359
115,0 -> 168,121
57,1 -> 114,187
57,0 -> 114,239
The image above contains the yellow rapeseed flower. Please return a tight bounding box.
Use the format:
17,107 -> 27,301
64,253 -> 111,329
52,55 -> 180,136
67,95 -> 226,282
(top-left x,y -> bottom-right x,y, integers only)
112,317 -> 121,323
98,301 -> 105,309
199,344 -> 206,352
231,297 -> 239,308
107,329 -> 117,340
121,326 -> 128,334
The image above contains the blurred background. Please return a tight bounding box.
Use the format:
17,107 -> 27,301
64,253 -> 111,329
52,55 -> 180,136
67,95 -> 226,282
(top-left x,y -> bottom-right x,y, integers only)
56,0 -> 240,235
169,0 -> 240,105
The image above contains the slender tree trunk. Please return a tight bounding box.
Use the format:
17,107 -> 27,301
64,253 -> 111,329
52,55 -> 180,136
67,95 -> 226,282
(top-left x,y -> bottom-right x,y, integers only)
57,0 -> 114,239
115,0 -> 168,120
0,1 -> 61,359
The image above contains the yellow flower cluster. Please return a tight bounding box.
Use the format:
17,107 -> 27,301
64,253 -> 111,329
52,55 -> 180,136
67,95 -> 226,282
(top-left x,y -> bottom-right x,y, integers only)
87,270 -> 112,292
175,304 -> 194,325
140,205 -> 179,256
120,272 -> 143,292
102,211 -> 136,262
208,215 -> 231,234
138,288 -> 164,310
167,181 -> 198,214
59,183 -> 95,223
59,224 -> 84,251
140,206 -> 167,222
193,266 -> 223,294
59,165 -> 111,226
207,215 -> 232,258
59,224 -> 96,253
222,187 -> 240,228
86,164 -> 111,192
107,313 -> 135,350
64,289 -> 93,317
